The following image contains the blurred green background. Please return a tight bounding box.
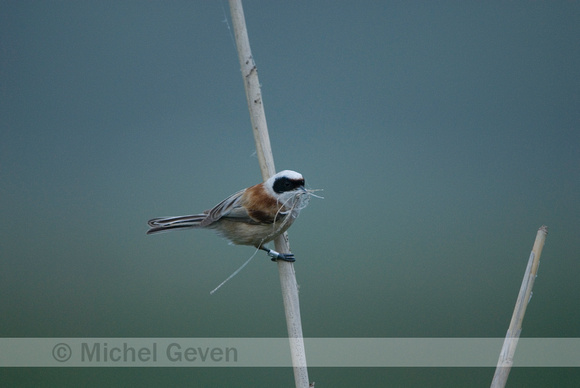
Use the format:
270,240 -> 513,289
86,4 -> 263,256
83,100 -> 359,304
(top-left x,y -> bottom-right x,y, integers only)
1,1 -> 579,386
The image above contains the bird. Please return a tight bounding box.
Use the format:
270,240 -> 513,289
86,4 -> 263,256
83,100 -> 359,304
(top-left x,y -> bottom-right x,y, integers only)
147,170 -> 310,262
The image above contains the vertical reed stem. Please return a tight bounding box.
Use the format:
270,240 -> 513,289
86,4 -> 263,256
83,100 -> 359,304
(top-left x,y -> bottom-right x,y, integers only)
228,1 -> 310,387
490,225 -> 548,388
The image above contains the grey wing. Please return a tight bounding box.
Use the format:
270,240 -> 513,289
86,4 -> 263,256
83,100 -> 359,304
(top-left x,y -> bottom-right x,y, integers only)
201,189 -> 255,226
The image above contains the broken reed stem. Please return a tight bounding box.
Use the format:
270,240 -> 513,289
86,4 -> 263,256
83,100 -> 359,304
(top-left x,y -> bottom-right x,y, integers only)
490,225 -> 548,388
228,1 -> 310,387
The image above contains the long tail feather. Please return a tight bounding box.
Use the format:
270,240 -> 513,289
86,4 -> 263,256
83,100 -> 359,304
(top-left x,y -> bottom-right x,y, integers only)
146,214 -> 207,234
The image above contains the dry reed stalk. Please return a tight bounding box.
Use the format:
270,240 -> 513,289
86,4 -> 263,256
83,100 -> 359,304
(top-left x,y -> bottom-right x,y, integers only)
228,1 -> 310,387
490,225 -> 548,388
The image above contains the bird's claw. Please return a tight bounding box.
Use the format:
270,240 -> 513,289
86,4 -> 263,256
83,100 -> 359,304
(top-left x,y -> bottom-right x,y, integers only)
266,249 -> 295,262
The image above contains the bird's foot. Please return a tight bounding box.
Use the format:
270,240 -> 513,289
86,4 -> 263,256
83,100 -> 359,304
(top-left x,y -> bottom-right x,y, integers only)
265,249 -> 295,262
